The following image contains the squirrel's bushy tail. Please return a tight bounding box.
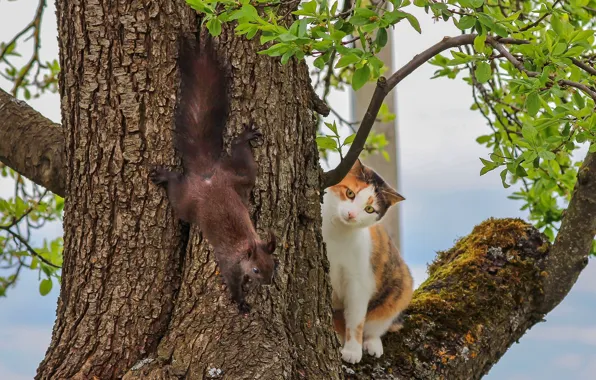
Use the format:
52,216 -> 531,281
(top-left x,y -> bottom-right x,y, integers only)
175,36 -> 228,174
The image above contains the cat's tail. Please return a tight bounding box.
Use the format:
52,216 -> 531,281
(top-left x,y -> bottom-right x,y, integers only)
387,314 -> 404,333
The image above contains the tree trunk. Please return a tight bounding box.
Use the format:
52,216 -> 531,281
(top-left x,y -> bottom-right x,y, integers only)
121,29 -> 341,380
36,1 -> 339,379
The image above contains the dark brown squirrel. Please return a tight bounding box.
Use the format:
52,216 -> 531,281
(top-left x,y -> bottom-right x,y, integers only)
150,36 -> 277,314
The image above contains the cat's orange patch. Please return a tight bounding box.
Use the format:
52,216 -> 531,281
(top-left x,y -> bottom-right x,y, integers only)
355,321 -> 364,344
328,172 -> 371,200
367,225 -> 414,323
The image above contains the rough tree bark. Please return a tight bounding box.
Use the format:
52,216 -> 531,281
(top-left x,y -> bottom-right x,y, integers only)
35,1 -> 195,378
0,1 -> 594,379
33,0 -> 340,379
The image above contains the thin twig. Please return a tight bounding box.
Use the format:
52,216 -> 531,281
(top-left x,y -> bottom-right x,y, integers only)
571,58 -> 596,76
10,0 -> 46,95
488,37 -> 596,101
0,226 -> 61,268
518,0 -> 562,32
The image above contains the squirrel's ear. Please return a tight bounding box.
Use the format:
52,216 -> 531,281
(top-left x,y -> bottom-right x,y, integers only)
247,240 -> 257,259
266,230 -> 277,254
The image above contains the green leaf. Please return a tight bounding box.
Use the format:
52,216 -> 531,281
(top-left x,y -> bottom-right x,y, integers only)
551,16 -> 563,36
473,34 -> 486,53
39,278 -> 53,296
352,65 -> 371,91
480,157 -> 498,175
405,12 -> 421,33
475,61 -> 491,83
458,16 -> 476,30
477,13 -> 496,29
538,150 -> 556,160
572,91 -> 585,109
522,125 -> 538,141
316,136 -> 338,150
376,28 -> 388,48
500,169 -> 510,188
313,56 -> 326,70
353,8 -> 378,19
298,18 -> 308,38
302,0 -> 317,15
476,135 -> 492,144
325,122 -> 338,135
258,43 -> 288,57
281,50 -> 294,65
590,144 -> 596,153
335,54 -> 361,68
525,92 -> 541,117
470,0 -> 484,7
343,134 -> 356,145
552,42 -> 567,56
206,18 -> 222,37
492,23 -> 508,38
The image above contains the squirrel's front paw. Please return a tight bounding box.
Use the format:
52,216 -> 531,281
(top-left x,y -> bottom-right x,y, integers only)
239,125 -> 263,145
149,167 -> 170,186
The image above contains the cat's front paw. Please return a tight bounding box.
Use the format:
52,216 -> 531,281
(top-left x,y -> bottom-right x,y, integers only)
363,338 -> 383,358
341,345 -> 363,364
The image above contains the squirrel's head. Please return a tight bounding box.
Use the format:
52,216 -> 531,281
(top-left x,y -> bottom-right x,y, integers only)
241,231 -> 278,285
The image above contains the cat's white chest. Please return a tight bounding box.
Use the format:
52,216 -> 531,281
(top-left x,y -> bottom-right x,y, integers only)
322,220 -> 376,303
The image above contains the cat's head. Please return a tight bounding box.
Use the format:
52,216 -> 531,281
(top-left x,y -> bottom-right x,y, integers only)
324,159 -> 404,228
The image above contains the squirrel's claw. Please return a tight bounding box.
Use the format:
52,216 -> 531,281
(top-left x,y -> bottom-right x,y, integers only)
238,300 -> 251,314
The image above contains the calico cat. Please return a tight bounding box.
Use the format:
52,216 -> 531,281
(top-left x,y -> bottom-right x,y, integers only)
322,159 -> 413,364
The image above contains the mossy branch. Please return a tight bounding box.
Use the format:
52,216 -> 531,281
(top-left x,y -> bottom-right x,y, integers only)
345,217 -> 590,379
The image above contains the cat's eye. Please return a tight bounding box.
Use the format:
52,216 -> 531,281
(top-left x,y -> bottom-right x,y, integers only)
364,206 -> 375,214
252,267 -> 260,274
346,189 -> 355,199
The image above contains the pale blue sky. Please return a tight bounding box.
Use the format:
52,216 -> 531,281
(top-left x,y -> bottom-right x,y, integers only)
1,1 -> 595,379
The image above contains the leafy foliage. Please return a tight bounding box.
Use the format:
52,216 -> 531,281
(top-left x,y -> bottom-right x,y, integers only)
427,0 -> 595,247
0,166 -> 63,297
185,0 -> 595,253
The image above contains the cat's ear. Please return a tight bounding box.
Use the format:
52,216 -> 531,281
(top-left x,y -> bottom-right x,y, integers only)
384,185 -> 405,206
349,158 -> 364,175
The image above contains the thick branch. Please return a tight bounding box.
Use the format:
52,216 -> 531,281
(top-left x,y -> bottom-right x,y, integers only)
540,151 -> 596,311
321,35 -> 528,188
347,155 -> 596,378
0,88 -> 66,197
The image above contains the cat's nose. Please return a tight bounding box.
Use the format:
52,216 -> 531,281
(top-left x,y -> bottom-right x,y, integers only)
347,211 -> 356,219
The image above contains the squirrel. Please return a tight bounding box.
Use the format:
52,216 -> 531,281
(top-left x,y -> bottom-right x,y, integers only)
150,36 -> 277,314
